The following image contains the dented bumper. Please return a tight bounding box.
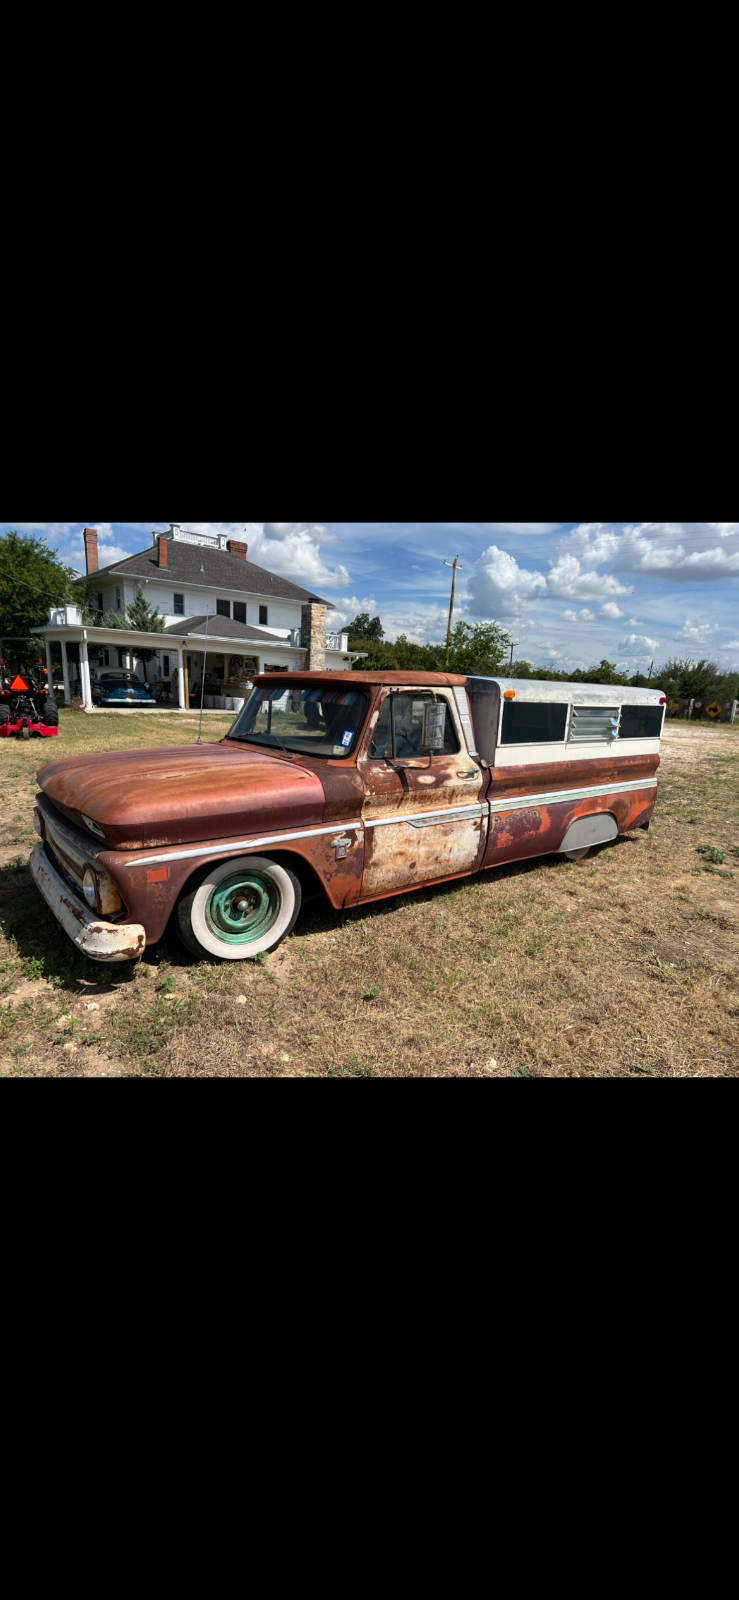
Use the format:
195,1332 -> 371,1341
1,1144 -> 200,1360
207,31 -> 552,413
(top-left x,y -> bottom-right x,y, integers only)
28,844 -> 146,963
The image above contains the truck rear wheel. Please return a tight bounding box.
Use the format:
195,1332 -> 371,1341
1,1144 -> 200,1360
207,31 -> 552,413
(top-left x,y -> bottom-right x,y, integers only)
0,706 -> 9,726
43,698 -> 59,726
177,855 -> 302,961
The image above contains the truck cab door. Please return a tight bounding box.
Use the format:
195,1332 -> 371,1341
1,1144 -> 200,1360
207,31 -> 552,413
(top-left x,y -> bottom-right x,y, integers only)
357,689 -> 487,900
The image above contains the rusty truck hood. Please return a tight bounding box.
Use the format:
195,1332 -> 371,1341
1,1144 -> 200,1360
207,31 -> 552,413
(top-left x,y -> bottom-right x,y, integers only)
38,742 -> 326,849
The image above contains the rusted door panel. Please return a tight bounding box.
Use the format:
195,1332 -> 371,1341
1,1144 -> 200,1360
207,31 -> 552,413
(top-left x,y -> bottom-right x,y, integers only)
362,812 -> 486,898
358,689 -> 486,897
482,784 -> 658,870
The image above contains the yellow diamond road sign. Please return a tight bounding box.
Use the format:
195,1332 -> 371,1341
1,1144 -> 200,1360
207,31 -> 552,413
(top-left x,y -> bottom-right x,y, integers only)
706,701 -> 722,719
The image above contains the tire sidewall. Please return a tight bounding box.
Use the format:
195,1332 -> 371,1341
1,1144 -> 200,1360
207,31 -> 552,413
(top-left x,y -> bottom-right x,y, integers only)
186,855 -> 299,960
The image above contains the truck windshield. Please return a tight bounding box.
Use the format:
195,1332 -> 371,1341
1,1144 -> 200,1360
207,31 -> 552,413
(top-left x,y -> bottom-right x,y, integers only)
227,684 -> 370,759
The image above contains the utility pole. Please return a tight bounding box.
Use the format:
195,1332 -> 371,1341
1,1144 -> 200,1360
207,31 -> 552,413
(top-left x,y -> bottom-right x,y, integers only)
444,556 -> 463,664
648,660 -> 654,680
508,639 -> 521,673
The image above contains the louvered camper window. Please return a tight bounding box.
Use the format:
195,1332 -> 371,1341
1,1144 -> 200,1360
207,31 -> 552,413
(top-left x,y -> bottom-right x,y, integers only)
568,707 -> 620,742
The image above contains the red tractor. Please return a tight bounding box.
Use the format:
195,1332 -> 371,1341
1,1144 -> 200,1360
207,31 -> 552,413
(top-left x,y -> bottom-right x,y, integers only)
0,639 -> 60,739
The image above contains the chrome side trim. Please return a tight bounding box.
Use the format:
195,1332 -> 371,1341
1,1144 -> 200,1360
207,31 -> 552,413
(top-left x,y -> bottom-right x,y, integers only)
364,804 -> 486,829
124,778 -> 655,868
127,822 -> 363,869
489,777 -> 657,815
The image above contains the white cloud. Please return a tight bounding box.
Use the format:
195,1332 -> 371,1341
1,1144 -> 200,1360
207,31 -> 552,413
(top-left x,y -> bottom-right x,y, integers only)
326,596 -> 379,629
612,523 -> 739,582
556,523 -> 621,568
674,619 -> 720,645
97,544 -> 133,568
545,553 -> 633,602
467,545 -> 547,617
600,602 -> 624,619
2,520 -> 352,589
561,608 -> 596,622
484,522 -> 564,536
618,633 -> 660,656
379,604 -> 452,643
724,640 -> 739,649
627,617 -> 643,625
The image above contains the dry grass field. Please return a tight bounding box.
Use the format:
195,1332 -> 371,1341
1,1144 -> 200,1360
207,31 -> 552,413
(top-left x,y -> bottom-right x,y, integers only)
2,711 -> 738,1079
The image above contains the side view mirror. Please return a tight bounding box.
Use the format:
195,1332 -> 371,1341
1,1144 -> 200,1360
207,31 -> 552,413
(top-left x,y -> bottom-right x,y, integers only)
422,701 -> 447,754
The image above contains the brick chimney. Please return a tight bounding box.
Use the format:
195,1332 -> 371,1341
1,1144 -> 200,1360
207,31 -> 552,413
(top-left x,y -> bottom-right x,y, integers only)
157,536 -> 169,568
227,539 -> 248,560
83,528 -> 99,574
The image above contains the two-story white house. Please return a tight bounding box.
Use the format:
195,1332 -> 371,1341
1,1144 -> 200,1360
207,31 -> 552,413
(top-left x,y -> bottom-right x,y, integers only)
75,525 -> 358,684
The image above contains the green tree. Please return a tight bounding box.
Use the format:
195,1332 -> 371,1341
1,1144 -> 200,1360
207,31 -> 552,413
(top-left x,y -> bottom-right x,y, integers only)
446,621 -> 511,677
347,612 -> 384,643
0,530 -> 77,636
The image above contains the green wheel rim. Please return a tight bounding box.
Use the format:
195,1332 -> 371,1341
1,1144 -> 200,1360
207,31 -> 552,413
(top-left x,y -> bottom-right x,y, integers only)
204,869 -> 281,946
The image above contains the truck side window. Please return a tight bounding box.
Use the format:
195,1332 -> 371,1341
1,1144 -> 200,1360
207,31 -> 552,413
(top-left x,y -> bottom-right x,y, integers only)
501,702 -> 568,744
619,705 -> 664,739
369,694 -> 459,758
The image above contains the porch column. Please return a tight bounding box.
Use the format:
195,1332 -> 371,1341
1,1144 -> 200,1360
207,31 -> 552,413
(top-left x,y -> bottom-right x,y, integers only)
177,648 -> 186,710
79,638 -> 94,711
45,640 -> 53,693
60,639 -> 71,705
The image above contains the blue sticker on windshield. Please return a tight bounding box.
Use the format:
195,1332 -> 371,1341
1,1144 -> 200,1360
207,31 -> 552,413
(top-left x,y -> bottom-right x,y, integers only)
341,729 -> 354,747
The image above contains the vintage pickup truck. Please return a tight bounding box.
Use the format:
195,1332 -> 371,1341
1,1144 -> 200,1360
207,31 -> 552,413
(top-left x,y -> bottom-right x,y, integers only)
29,671 -> 666,963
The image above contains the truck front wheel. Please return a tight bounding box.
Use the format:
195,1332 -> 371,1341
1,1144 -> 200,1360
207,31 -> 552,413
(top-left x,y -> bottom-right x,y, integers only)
177,855 -> 302,961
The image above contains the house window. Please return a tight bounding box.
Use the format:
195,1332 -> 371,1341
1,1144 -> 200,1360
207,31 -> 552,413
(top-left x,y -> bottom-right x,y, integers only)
217,599 -> 231,618
234,602 -> 246,625
173,594 -> 185,616
259,606 -> 268,626
115,588 -> 122,612
501,702 -> 569,744
97,593 -> 104,615
163,655 -> 170,678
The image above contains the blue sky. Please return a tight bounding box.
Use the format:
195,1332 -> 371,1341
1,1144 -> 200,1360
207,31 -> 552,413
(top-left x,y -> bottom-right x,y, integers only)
4,520 -> 739,673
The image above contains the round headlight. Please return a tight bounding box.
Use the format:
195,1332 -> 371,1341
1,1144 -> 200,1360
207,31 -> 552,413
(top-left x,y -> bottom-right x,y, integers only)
82,868 -> 98,909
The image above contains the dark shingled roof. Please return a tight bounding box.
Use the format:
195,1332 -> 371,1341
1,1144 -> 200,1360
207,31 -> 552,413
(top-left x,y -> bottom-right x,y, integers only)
73,540 -> 328,605
164,616 -> 296,645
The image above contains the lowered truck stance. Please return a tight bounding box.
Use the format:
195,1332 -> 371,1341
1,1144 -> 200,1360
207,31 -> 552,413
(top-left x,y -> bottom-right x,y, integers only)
29,672 -> 665,963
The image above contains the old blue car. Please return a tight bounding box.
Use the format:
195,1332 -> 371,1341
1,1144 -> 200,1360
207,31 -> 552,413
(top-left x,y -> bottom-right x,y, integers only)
92,671 -> 157,708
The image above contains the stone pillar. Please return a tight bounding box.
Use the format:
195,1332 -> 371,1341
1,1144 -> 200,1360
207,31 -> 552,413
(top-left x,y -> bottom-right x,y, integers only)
301,602 -> 327,671
60,639 -> 71,704
80,639 -> 94,711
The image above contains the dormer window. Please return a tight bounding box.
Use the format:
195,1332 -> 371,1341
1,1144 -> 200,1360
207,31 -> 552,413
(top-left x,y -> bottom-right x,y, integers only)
174,595 -> 185,616
217,600 -> 231,618
259,606 -> 269,626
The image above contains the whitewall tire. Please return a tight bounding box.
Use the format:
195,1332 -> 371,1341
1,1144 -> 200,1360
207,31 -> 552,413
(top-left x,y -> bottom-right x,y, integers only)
177,855 -> 301,961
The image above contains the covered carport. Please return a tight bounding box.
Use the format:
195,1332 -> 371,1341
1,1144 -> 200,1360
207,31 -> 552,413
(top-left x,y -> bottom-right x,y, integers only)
33,610 -> 309,712
33,613 -> 192,711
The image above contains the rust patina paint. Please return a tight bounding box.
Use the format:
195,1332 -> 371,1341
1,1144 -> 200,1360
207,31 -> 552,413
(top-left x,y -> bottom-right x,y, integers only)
34,672 -> 662,948
39,744 -> 326,849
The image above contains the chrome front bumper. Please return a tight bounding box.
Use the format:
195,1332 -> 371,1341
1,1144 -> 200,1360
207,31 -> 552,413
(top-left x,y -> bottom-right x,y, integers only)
28,844 -> 146,963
